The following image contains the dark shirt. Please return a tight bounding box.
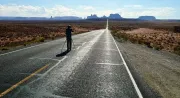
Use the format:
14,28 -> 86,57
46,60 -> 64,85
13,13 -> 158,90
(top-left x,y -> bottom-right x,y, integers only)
66,28 -> 73,39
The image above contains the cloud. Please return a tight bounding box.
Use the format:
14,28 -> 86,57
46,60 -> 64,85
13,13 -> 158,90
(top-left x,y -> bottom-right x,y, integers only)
44,5 -> 77,16
0,4 -> 176,19
116,7 -> 176,18
124,5 -> 143,8
0,4 -> 45,16
0,4 -> 80,17
79,5 -> 95,10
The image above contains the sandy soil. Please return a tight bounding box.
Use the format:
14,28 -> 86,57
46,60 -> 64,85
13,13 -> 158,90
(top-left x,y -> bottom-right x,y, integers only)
115,38 -> 180,98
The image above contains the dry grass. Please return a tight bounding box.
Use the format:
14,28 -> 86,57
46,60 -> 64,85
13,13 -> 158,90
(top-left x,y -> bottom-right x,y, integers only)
126,28 -> 180,51
110,21 -> 180,55
0,20 -> 106,49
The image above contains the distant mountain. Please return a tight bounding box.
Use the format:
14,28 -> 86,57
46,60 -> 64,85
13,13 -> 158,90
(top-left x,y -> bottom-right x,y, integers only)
101,15 -> 108,19
0,16 -> 48,20
0,16 -> 15,20
87,13 -> 123,20
53,16 -> 82,20
109,14 -> 122,19
138,16 -> 156,20
2,15 -> 178,21
0,16 -> 82,20
87,14 -> 99,19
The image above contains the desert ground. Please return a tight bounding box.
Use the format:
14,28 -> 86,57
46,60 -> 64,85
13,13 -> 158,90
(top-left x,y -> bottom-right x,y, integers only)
109,21 -> 180,55
0,20 -> 106,50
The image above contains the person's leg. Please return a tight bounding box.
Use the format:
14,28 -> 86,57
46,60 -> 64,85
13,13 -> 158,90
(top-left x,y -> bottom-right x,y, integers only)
67,39 -> 70,51
69,39 -> 72,51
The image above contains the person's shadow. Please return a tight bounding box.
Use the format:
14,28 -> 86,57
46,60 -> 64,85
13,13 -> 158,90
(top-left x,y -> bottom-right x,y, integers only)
56,50 -> 70,57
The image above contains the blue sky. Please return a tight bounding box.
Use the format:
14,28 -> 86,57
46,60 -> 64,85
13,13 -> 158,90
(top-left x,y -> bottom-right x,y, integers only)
0,0 -> 179,19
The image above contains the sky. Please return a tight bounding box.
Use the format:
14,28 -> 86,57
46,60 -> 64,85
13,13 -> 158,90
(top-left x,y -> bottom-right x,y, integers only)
0,0 -> 179,19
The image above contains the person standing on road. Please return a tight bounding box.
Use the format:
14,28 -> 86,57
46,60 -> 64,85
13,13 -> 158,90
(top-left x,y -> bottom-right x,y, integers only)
66,25 -> 73,51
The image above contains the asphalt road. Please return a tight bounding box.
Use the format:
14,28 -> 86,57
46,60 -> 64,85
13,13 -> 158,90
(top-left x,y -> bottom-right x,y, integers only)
0,28 -> 143,98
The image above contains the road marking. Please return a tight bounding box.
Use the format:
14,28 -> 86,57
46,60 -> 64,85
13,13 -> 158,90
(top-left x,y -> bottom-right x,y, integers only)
77,46 -> 81,50
82,42 -> 86,46
19,73 -> 43,77
96,63 -> 124,66
89,41 -> 114,44
84,47 -> 118,51
42,56 -> 67,76
25,56 -> 68,85
0,64 -> 49,97
76,42 -> 87,50
0,38 -> 65,56
110,30 -> 143,98
29,57 -> 60,61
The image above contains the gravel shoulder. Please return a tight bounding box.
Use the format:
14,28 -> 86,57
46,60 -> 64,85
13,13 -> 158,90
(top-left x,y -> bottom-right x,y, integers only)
115,37 -> 180,98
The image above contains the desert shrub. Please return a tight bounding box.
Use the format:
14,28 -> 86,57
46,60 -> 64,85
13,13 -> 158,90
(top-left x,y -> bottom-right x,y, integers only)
23,41 -> 33,46
51,37 -> 55,40
49,34 -> 56,40
174,45 -> 180,55
111,30 -> 118,35
129,38 -> 137,43
111,30 -> 129,42
118,32 -> 128,41
23,42 -> 27,46
144,42 -> 153,48
128,35 -> 140,43
1,47 -> 9,51
153,44 -> 163,51
174,26 -> 180,33
35,37 -> 45,42
137,39 -> 144,44
121,26 -> 138,31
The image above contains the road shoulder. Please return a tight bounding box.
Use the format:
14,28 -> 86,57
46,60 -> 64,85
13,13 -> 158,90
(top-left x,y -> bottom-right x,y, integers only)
115,37 -> 180,98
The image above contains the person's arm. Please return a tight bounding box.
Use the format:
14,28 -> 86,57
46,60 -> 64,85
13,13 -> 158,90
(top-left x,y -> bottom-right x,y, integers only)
65,29 -> 67,35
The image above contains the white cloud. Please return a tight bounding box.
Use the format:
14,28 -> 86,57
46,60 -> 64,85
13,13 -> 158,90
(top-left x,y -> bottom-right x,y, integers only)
116,7 -> 176,18
0,4 -> 176,19
79,5 -> 95,10
0,4 -> 45,16
44,5 -> 77,16
124,5 -> 143,8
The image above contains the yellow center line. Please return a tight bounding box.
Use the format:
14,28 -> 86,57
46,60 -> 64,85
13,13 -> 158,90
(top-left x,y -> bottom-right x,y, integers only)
0,64 -> 49,97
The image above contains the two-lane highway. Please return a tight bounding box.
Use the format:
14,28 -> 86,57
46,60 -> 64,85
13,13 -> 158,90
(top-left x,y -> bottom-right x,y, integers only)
0,25 -> 143,97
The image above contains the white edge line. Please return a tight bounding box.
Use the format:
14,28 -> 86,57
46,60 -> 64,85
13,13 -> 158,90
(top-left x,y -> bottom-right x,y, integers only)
82,42 -> 86,46
0,38 -> 64,56
96,63 -> 124,66
110,30 -> 143,98
0,44 -> 42,56
84,42 -> 87,45
29,57 -> 60,61
77,46 -> 80,50
27,56 -> 67,85
43,56 -> 67,76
